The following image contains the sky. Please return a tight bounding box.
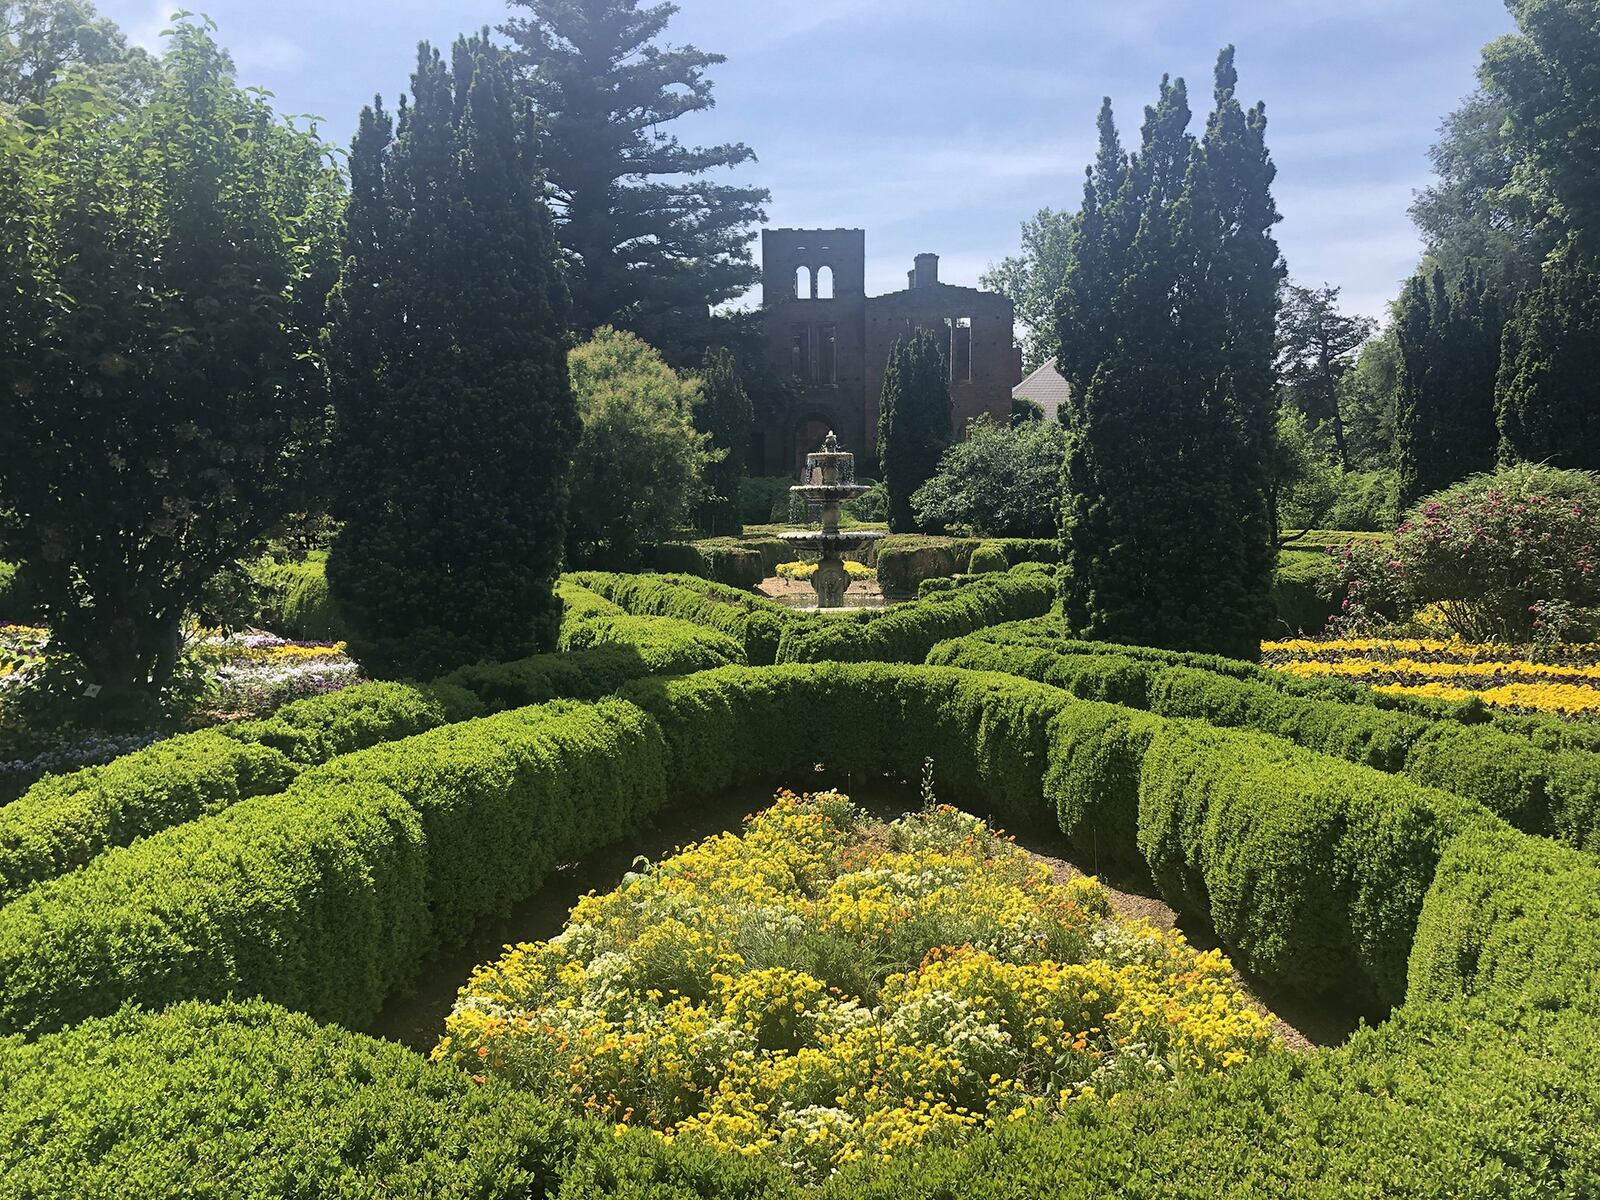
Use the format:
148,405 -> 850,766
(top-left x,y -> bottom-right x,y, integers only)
98,0 -> 1519,322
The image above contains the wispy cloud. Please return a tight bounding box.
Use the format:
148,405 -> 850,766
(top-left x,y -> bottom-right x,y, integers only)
235,34 -> 309,75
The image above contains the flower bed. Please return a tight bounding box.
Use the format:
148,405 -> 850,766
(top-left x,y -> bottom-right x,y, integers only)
437,792 -> 1276,1181
1263,637 -> 1600,718
775,560 -> 875,582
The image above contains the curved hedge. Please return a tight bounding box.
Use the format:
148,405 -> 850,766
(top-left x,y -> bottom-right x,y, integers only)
2,661 -> 1598,1196
0,618 -> 733,906
774,567 -> 1055,665
930,636 -> 1600,852
567,571 -> 798,664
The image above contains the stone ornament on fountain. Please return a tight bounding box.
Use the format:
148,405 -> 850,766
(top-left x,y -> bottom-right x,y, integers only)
779,432 -> 885,609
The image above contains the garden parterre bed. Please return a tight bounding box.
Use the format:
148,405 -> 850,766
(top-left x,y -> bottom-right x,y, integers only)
0,659 -> 1597,1195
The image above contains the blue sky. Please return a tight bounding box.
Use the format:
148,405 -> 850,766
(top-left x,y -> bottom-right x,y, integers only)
101,1 -> 1517,321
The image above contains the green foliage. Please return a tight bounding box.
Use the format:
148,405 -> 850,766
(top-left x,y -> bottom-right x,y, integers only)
774,569 -> 1056,665
0,1000 -> 573,1199
0,559 -> 35,621
1058,54 -> 1279,660
566,328 -> 715,569
877,329 -> 953,533
874,535 -> 979,597
1496,255 -> 1600,471
568,571 -> 798,665
328,34 -> 575,679
910,415 -> 1063,538
929,632 -> 1600,853
739,476 -> 796,524
1394,266 -> 1504,508
1338,327 -> 1401,472
253,555 -> 345,642
980,206 -> 1077,371
0,0 -> 153,111
649,539 -> 766,590
502,0 -> 767,354
0,730 -> 294,906
0,17 -> 342,703
1270,548 -> 1339,635
694,348 -> 753,537
1276,282 -> 1376,469
1386,463 -> 1600,642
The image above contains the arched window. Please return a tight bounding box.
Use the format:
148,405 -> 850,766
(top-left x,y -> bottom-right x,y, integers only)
816,265 -> 834,300
794,265 -> 812,299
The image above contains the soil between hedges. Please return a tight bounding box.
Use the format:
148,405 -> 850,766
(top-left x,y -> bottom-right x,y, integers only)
367,771 -> 1350,1055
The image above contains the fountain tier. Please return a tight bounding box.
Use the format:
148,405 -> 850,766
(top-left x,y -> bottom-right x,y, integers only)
782,432 -> 885,609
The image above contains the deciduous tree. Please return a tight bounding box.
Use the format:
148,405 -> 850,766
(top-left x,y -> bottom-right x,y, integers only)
1276,282 -> 1376,468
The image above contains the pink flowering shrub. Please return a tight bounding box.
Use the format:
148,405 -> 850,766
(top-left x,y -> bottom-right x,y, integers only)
1339,464 -> 1600,643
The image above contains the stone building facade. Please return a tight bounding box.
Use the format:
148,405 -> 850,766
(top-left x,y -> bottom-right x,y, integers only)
756,228 -> 1021,476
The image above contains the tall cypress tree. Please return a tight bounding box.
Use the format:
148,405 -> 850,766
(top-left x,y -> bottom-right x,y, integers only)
502,0 -> 768,357
1395,265 -> 1502,507
1058,51 -> 1280,660
693,347 -> 753,537
877,330 -> 953,534
327,32 -> 578,678
1497,256 -> 1600,471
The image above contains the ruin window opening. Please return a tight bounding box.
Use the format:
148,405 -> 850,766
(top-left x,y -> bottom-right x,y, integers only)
790,324 -> 812,381
818,324 -> 837,386
794,265 -> 812,300
954,317 -> 973,383
816,265 -> 834,299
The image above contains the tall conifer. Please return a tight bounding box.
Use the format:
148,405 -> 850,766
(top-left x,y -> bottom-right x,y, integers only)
877,330 -> 953,534
1496,256 -> 1600,471
1058,51 -> 1280,659
693,347 -> 753,537
1395,265 -> 1502,507
327,33 -> 578,678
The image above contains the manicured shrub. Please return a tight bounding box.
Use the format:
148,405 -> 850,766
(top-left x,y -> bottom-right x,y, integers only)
255,555 -> 346,641
775,569 -> 1054,665
0,731 -> 296,906
874,535 -> 979,597
966,542 -> 1010,574
649,540 -> 766,589
1136,722 -> 1487,1007
0,699 -> 665,1036
1407,824 -> 1600,1015
568,571 -> 798,664
228,680 -> 484,765
0,1000 -> 573,1199
560,614 -> 747,670
1269,548 -> 1338,635
739,475 -> 796,524
1042,702 -> 1164,877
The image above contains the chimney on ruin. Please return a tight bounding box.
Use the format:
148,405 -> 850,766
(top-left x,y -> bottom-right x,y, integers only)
912,253 -> 940,289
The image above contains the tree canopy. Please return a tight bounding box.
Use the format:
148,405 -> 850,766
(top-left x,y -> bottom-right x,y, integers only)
1276,283 -> 1376,469
877,329 -> 954,535
502,0 -> 768,358
0,17 -> 341,706
981,206 -> 1076,372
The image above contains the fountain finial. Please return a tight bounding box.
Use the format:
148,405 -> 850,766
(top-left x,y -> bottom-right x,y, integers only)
823,430 -> 840,453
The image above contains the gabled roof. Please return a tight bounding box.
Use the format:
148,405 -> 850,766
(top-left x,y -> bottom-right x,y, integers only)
1012,357 -> 1069,419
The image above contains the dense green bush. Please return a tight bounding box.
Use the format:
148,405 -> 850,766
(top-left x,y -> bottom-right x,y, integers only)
254,554 -> 345,642
1269,549 -> 1338,635
649,539 -> 766,589
559,614 -> 747,671
873,535 -> 980,597
966,542 -> 1010,574
567,571 -> 798,664
929,634 -> 1600,852
228,680 -> 484,765
0,561 -> 36,623
739,476 -> 796,525
910,415 -> 1064,538
775,569 -> 1054,665
0,731 -> 296,906
0,1000 -> 573,1199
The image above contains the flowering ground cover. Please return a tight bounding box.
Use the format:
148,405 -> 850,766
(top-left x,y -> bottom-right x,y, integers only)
0,627 -> 361,792
1263,636 -> 1600,718
437,791 -> 1277,1181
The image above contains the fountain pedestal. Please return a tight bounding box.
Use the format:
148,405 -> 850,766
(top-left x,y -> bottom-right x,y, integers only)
779,432 -> 885,610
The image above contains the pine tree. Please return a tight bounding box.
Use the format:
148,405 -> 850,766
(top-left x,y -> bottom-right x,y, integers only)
1497,256 -> 1600,471
327,32 -> 578,678
694,347 -> 753,537
877,330 -> 953,534
1058,51 -> 1281,661
502,0 -> 768,356
1395,266 -> 1502,507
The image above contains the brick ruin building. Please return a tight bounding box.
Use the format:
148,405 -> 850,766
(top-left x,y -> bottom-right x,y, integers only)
755,228 -> 1022,476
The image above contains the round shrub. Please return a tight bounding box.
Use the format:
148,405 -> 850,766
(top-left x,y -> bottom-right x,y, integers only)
1364,464 -> 1600,642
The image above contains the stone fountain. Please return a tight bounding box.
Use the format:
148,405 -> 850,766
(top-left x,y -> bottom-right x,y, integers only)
780,432 -> 885,609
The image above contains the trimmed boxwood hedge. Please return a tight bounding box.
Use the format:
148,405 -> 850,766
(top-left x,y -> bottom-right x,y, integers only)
568,570 -> 799,664
774,567 -> 1055,665
650,539 -> 768,590
0,616 -> 733,906
2,661 -> 1599,1196
930,635 -> 1600,852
